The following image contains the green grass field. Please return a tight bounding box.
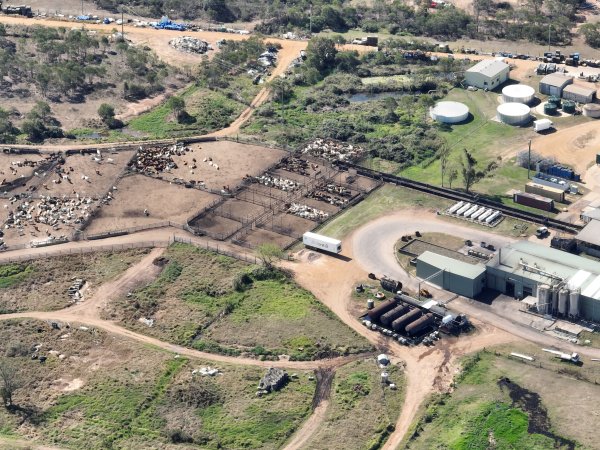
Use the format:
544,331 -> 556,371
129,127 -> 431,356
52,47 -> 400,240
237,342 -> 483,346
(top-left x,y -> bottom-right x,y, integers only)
404,348 -> 600,449
106,243 -> 372,360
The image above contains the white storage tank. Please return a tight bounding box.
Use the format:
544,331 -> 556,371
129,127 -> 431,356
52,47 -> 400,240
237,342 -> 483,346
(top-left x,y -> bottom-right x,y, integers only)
569,289 -> 580,317
583,103 -> 600,118
464,205 -> 478,217
551,287 -> 559,313
456,203 -> 471,216
497,102 -> 531,125
448,201 -> 464,214
478,209 -> 493,222
470,207 -> 486,219
430,101 -> 470,124
538,284 -> 550,314
502,84 -> 535,104
558,289 -> 569,315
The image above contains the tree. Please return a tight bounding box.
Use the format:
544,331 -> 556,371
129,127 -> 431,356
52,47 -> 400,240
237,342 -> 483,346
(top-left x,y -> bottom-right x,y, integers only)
305,37 -> 338,76
271,78 -> 292,104
460,149 -> 482,193
0,108 -> 19,144
167,95 -> 186,122
257,243 -> 284,268
98,103 -> 115,124
0,358 -> 22,409
448,166 -> 458,189
438,144 -> 451,187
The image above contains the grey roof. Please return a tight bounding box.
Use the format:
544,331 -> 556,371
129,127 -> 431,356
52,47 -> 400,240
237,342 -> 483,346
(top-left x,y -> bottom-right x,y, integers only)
581,208 -> 600,221
540,73 -> 573,88
417,251 -> 487,279
466,59 -> 510,78
563,84 -> 596,96
489,241 -> 600,299
576,220 -> 600,246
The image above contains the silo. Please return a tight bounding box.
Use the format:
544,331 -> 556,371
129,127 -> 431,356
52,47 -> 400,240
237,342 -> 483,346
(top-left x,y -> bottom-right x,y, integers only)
544,102 -> 558,115
380,304 -> 410,326
367,299 -> 375,310
392,308 -> 422,332
537,284 -> 550,314
558,289 -> 569,315
562,100 -> 576,114
367,300 -> 396,321
568,289 -> 580,317
551,287 -> 559,314
502,84 -> 535,104
583,103 -> 600,118
497,103 -> 531,125
430,101 -> 470,124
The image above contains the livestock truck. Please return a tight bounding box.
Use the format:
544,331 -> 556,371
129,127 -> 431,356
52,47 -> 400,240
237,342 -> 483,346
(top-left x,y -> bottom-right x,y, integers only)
302,231 -> 342,254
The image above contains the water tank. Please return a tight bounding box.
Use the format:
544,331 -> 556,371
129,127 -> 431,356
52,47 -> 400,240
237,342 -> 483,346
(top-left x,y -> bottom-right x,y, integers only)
367,300 -> 396,321
583,103 -> 600,118
381,372 -> 389,384
558,289 -> 569,315
430,101 -> 470,124
537,284 -> 550,314
380,304 -> 410,326
392,308 -> 422,332
562,100 -> 576,114
367,299 -> 375,310
502,84 -> 535,104
544,102 -> 558,115
549,96 -> 561,108
497,102 -> 531,125
569,289 -> 580,317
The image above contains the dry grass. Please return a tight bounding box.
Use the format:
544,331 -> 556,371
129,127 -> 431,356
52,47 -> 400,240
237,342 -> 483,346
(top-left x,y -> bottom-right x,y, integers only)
0,248 -> 150,313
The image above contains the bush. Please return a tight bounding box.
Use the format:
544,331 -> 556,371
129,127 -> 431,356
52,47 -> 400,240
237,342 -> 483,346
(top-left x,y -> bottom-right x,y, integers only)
232,273 -> 253,292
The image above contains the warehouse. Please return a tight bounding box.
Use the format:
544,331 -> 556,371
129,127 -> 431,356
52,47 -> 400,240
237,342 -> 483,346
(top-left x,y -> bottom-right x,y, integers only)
562,84 -> 596,104
465,59 -> 510,90
486,241 -> 600,321
575,220 -> 600,257
539,73 -> 573,96
416,251 -> 487,298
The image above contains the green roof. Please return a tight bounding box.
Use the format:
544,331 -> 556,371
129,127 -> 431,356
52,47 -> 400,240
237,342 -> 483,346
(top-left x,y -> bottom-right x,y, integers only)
417,251 -> 487,279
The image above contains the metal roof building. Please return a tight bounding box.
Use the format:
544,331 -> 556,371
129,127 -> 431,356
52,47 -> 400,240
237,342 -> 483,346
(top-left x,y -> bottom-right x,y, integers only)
416,251 -> 487,298
465,59 -> 510,90
486,241 -> 600,321
539,73 -> 573,96
576,220 -> 600,258
562,84 -> 596,104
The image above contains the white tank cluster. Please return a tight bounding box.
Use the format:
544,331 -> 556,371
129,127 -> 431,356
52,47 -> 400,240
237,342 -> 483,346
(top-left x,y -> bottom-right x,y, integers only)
497,102 -> 531,125
446,201 -> 502,226
501,84 -> 535,104
583,103 -> 600,118
430,101 -> 469,124
537,284 -> 579,317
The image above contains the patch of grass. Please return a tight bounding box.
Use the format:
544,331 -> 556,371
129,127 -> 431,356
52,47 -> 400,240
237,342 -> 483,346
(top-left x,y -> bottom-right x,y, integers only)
0,264 -> 33,289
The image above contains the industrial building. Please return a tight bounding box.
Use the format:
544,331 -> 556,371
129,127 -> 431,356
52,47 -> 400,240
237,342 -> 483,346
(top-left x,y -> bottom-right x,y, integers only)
465,59 -> 510,90
562,84 -> 597,104
413,241 -> 600,322
539,73 -> 573,96
576,220 -> 600,257
429,101 -> 470,124
416,251 -> 487,298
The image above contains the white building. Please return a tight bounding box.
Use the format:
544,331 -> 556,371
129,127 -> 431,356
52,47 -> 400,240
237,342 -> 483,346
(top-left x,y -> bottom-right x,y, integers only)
465,59 -> 510,90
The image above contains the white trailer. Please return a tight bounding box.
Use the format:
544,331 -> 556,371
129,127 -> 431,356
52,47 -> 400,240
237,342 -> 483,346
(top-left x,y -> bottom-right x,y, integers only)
302,232 -> 342,254
534,119 -> 553,132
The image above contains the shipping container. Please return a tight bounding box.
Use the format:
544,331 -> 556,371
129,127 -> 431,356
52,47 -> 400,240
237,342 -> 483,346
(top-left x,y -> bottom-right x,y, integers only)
525,182 -> 565,202
302,232 -> 342,254
513,191 -> 554,211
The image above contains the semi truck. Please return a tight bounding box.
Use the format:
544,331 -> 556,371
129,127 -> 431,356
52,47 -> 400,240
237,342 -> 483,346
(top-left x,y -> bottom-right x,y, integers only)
302,232 -> 342,254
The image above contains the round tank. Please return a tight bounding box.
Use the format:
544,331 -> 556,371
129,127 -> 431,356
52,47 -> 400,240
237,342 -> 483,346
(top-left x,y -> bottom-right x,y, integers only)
544,102 -> 558,115
583,103 -> 600,118
367,300 -> 396,321
558,289 -> 569,315
549,96 -> 561,108
381,372 -> 389,384
380,304 -> 410,326
551,287 -> 559,313
430,101 -> 470,124
391,308 -> 422,332
497,102 -> 531,125
537,284 -> 550,314
562,100 -> 576,114
367,299 -> 375,310
569,289 -> 580,317
502,84 -> 535,104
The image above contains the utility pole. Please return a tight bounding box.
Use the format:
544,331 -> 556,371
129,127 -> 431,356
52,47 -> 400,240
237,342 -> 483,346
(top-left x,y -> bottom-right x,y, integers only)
309,4 -> 312,36
548,22 -> 551,52
121,5 -> 124,36
81,0 -> 84,15
527,139 -> 532,179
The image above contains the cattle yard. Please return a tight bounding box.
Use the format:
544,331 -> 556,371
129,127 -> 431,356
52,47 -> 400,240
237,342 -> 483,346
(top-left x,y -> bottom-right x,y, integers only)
0,139 -> 380,250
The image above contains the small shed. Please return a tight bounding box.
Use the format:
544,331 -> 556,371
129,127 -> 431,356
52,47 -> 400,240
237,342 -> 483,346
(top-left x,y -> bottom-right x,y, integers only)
562,84 -> 596,104
539,73 -> 573,96
465,59 -> 510,90
416,251 -> 487,298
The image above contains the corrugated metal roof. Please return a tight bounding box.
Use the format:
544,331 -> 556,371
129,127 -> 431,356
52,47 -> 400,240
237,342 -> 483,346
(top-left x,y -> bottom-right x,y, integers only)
417,251 -> 486,279
563,84 -> 596,96
540,73 -> 573,88
576,220 -> 600,246
466,59 -> 510,78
